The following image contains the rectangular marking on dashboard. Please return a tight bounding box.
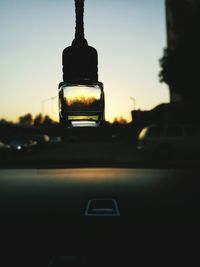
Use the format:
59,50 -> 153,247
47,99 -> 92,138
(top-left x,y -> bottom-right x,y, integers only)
85,198 -> 120,216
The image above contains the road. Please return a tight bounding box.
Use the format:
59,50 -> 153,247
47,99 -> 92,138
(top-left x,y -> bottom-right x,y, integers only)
1,140 -> 200,168
0,141 -> 137,168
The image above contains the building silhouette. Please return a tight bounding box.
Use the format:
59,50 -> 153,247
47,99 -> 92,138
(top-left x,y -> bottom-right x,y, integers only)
161,0 -> 200,105
133,0 -> 200,126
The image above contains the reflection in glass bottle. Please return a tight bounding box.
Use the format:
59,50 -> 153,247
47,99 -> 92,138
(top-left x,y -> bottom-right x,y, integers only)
59,81 -> 105,127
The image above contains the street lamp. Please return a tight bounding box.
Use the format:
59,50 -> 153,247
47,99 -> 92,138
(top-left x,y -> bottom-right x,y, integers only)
42,96 -> 58,118
130,97 -> 136,110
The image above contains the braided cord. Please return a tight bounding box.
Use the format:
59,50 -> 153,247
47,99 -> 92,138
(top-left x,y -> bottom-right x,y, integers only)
75,0 -> 85,40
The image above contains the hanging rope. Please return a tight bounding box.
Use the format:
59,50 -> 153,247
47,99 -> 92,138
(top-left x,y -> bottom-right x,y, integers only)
75,0 -> 85,40
73,0 -> 88,46
62,0 -> 98,82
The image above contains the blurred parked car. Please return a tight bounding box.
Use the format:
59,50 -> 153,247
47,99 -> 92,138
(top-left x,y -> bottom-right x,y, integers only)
31,134 -> 50,146
10,139 -> 37,152
137,124 -> 200,160
49,136 -> 62,144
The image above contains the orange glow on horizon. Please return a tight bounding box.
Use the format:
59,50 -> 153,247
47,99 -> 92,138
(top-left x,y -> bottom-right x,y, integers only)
65,96 -> 98,106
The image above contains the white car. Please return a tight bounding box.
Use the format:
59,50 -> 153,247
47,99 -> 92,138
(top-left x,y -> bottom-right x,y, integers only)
137,124 -> 200,160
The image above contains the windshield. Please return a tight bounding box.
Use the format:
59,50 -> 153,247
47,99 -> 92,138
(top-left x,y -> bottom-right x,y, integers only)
1,0 -> 199,169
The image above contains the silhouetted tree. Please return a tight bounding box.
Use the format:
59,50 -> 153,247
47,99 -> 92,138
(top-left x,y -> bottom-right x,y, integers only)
113,117 -> 127,125
43,115 -> 54,126
18,113 -> 33,126
0,119 -> 12,125
34,113 -> 43,127
159,0 -> 200,103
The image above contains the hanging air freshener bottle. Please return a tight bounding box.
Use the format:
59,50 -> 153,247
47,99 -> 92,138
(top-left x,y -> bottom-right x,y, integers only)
59,0 -> 105,127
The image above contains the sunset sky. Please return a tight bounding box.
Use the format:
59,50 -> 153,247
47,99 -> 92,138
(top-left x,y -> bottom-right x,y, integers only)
0,0 -> 169,123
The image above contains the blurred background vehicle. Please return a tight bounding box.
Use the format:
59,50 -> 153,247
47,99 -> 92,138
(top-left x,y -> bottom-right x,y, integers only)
137,124 -> 200,160
30,134 -> 50,148
49,136 -> 62,144
9,138 -> 37,152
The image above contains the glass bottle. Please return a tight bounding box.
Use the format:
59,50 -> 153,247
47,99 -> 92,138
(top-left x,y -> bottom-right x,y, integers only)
59,80 -> 104,128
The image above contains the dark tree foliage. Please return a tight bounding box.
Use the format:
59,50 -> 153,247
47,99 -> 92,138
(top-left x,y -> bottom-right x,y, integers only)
159,0 -> 200,103
34,114 -> 43,127
18,113 -> 33,126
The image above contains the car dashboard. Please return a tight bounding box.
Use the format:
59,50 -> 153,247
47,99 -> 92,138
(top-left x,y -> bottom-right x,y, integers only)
1,167 -> 200,266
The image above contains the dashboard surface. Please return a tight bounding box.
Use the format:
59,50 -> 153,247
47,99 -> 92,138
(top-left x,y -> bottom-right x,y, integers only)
1,168 -> 200,266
